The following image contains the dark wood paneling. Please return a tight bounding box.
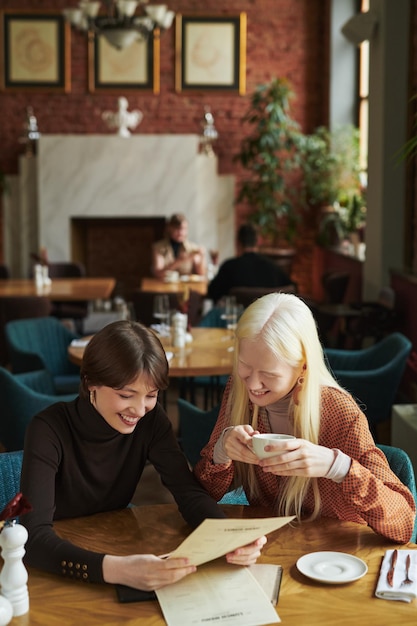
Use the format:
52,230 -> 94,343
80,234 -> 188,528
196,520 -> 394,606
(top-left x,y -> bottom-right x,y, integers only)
71,217 -> 166,299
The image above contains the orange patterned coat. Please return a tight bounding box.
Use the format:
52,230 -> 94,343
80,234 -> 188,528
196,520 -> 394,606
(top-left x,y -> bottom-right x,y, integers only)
195,382 -> 416,543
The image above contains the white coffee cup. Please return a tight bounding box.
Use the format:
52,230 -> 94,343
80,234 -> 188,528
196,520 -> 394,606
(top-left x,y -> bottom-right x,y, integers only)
251,433 -> 296,459
164,270 -> 179,283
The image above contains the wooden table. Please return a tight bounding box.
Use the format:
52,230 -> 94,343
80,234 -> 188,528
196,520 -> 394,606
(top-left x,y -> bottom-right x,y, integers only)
0,278 -> 116,301
141,276 -> 208,297
69,327 -> 234,378
13,503 -> 417,625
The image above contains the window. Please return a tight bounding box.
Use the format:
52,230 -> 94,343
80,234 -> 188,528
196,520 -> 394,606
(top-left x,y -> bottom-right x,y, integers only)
358,0 -> 369,185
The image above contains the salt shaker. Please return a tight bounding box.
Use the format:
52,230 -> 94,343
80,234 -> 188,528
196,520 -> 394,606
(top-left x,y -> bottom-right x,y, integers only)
34,264 -> 43,289
172,312 -> 187,348
0,522 -> 29,617
41,264 -> 51,287
0,597 -> 12,625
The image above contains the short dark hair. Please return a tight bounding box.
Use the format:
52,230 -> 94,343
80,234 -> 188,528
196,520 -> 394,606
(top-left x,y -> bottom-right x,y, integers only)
237,224 -> 257,247
168,213 -> 187,228
80,320 -> 169,398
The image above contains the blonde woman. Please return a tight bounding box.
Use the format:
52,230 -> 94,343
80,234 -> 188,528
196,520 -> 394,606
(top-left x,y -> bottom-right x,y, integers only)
195,293 -> 415,543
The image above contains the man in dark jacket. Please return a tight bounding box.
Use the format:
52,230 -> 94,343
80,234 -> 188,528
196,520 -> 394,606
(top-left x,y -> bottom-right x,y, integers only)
207,224 -> 294,303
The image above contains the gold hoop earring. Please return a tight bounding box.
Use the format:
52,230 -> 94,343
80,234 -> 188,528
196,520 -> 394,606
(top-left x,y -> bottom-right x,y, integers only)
293,376 -> 304,406
89,390 -> 95,405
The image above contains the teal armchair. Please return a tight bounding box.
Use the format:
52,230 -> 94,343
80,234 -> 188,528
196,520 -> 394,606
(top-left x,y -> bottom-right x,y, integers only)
0,450 -> 23,513
377,444 -> 417,543
177,398 -> 248,505
5,316 -> 81,394
325,332 -> 412,438
0,367 -> 76,451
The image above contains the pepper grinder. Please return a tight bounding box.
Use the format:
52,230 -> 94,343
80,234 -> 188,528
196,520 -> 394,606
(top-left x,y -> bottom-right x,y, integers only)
0,521 -> 29,617
0,597 -> 12,626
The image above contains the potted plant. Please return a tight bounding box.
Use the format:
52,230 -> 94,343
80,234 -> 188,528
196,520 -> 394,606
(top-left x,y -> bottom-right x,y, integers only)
299,126 -> 340,211
301,125 -> 366,247
235,77 -> 305,246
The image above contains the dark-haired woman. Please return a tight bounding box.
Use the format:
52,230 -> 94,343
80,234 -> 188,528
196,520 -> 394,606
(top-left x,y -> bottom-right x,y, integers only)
20,320 -> 265,591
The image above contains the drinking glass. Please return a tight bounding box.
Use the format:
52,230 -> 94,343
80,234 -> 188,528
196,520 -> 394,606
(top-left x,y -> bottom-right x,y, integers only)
153,295 -> 170,333
221,295 -> 239,340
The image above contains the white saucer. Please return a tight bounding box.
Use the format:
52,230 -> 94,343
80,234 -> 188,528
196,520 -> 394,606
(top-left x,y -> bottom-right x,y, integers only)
296,551 -> 368,584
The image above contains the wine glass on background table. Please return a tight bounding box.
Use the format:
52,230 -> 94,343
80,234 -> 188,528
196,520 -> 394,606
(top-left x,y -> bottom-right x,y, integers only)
153,295 -> 170,335
208,249 -> 219,280
222,296 -> 240,341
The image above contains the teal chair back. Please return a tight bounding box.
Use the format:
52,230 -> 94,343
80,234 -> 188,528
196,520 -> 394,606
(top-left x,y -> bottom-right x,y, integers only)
325,332 -> 412,435
0,366 -> 76,451
177,398 -> 220,468
377,444 -> 417,543
0,451 -> 23,513
177,398 -> 248,505
5,316 -> 81,394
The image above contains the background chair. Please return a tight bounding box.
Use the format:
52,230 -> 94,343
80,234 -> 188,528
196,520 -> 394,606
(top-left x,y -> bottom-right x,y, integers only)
377,443 -> 417,543
47,261 -> 89,332
346,286 -> 398,349
0,265 -> 10,279
0,450 -> 23,513
177,398 -> 248,505
0,296 -> 52,367
0,367 -> 76,451
307,270 -> 351,347
5,316 -> 81,394
187,289 -> 204,327
177,398 -> 220,468
325,332 -> 412,439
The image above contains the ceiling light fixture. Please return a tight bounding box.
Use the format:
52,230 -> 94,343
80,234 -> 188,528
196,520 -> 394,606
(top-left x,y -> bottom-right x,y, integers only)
63,1 -> 175,50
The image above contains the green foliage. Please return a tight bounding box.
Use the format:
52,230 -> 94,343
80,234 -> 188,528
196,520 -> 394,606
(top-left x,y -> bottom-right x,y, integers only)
235,78 -> 365,246
235,77 -> 305,244
317,195 -> 366,246
300,125 -> 364,210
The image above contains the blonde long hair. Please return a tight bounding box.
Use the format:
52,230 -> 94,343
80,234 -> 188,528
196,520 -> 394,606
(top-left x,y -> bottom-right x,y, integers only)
228,292 -> 342,520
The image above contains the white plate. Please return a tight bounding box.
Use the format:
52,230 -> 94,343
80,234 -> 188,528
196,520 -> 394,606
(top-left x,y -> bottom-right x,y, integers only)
296,551 -> 368,584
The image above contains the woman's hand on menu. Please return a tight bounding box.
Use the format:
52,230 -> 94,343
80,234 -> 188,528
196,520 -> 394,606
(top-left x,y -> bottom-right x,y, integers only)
225,536 -> 267,566
103,553 -> 197,590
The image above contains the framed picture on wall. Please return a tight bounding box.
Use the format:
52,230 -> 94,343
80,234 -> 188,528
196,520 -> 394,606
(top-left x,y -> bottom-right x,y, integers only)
88,29 -> 160,94
0,11 -> 70,92
175,13 -> 246,94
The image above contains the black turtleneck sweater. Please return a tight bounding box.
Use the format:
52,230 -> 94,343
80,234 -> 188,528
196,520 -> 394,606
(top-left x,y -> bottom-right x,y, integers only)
20,396 -> 225,583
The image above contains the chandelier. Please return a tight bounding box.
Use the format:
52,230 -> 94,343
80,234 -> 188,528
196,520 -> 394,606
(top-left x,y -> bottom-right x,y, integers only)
63,1 -> 175,50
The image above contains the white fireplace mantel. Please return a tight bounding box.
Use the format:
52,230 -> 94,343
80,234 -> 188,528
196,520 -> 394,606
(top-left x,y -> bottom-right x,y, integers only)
4,134 -> 234,278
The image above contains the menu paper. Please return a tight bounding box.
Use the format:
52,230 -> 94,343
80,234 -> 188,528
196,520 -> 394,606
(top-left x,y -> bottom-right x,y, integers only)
167,516 -> 295,567
156,561 -> 281,626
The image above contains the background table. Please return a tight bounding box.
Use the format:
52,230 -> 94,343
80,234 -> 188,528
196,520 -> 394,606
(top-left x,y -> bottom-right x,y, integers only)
141,276 -> 208,297
0,278 -> 116,301
12,504 -> 417,625
68,327 -> 234,378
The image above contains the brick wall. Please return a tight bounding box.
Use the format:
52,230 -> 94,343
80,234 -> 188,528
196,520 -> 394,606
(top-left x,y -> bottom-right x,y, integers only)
0,0 -> 330,294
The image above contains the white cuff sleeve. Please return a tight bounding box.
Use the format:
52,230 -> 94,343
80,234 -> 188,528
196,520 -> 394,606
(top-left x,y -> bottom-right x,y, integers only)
213,427 -> 234,464
325,449 -> 352,483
